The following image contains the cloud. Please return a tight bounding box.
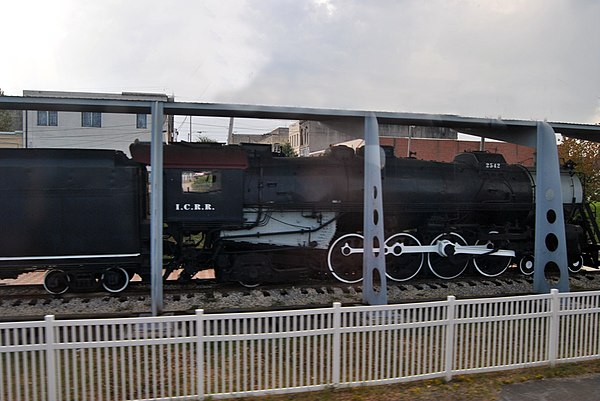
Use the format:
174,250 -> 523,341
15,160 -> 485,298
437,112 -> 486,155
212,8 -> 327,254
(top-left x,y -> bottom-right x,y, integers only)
2,0 -> 599,126
2,0 -> 265,98
215,0 -> 600,123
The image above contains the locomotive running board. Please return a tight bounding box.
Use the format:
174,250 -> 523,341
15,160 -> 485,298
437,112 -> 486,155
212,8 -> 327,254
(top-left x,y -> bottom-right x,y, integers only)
0,253 -> 141,261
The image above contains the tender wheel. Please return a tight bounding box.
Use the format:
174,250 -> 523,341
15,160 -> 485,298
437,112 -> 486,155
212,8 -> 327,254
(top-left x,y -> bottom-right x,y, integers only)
43,269 -> 70,295
327,233 -> 364,283
427,232 -> 469,279
519,255 -> 535,275
101,267 -> 130,293
385,232 -> 424,281
238,280 -> 261,288
473,231 -> 512,277
568,255 -> 584,273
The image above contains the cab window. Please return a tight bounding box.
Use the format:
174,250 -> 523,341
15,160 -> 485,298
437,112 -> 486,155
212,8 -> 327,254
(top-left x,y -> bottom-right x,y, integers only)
181,171 -> 221,193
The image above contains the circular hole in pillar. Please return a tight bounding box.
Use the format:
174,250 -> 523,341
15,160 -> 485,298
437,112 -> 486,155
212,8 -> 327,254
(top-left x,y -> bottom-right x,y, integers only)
545,233 -> 559,252
372,236 -> 381,258
546,209 -> 557,224
544,261 -> 561,285
373,209 -> 379,226
371,266 -> 382,292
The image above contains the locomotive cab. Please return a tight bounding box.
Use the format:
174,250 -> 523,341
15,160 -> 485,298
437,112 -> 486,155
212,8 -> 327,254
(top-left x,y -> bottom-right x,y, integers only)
164,168 -> 243,227
130,141 -> 249,230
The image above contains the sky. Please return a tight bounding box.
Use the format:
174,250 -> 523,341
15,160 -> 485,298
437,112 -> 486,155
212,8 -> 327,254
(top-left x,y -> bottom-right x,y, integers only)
2,0 -> 600,140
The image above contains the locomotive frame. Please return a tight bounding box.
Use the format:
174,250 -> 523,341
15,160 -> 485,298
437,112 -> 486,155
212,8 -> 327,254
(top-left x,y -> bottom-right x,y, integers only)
3,95 -> 600,313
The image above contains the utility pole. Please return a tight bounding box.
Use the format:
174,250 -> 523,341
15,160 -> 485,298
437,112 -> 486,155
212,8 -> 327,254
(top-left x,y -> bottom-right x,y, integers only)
227,117 -> 234,144
189,116 -> 192,142
407,125 -> 413,157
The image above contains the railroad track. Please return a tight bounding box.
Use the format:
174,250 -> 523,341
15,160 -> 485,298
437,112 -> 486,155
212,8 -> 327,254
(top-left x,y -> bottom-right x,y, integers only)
1,270 -> 600,321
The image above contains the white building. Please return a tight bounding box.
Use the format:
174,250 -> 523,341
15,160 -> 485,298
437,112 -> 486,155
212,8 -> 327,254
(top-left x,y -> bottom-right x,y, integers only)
23,90 -> 174,156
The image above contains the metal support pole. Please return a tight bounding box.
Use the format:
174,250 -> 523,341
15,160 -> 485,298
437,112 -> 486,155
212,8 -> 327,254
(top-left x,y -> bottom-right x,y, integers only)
533,121 -> 569,293
362,113 -> 387,305
150,101 -> 164,315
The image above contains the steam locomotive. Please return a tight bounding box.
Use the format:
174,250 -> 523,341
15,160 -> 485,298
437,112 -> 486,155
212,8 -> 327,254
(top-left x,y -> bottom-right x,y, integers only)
0,140 -> 597,294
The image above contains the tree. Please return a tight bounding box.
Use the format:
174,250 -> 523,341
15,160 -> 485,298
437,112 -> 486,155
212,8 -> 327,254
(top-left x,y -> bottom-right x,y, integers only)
0,88 -> 12,131
279,142 -> 297,157
558,137 -> 600,201
195,134 -> 217,143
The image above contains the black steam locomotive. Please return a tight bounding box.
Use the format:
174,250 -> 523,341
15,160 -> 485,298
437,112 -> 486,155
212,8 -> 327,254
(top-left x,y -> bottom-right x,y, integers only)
0,141 -> 597,294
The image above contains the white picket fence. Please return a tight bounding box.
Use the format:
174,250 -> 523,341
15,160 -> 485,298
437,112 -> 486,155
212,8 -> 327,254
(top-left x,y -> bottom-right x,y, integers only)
1,288 -> 600,401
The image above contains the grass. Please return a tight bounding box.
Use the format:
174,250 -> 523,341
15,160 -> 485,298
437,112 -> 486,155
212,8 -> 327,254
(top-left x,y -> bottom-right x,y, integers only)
231,359 -> 600,401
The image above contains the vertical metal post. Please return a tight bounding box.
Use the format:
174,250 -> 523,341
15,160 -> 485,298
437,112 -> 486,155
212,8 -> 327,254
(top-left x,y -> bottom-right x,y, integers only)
548,289 -> 560,366
331,302 -> 342,386
196,309 -> 205,398
362,113 -> 387,305
533,122 -> 569,293
444,296 -> 456,382
44,315 -> 57,401
151,101 -> 164,316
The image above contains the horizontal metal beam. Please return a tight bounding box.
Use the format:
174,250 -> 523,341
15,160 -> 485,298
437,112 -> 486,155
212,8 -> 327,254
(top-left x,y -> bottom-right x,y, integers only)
0,95 -> 153,114
3,95 -> 600,142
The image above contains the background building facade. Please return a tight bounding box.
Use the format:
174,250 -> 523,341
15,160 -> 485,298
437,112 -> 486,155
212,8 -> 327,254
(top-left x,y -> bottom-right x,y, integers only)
23,90 -> 174,156
333,136 -> 535,166
231,127 -> 289,153
289,120 -> 458,156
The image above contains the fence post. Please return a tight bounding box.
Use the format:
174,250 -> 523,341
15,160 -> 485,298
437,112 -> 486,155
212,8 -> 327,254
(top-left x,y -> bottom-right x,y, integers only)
548,289 -> 560,367
332,302 -> 342,387
44,315 -> 57,401
444,296 -> 456,382
196,309 -> 205,399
